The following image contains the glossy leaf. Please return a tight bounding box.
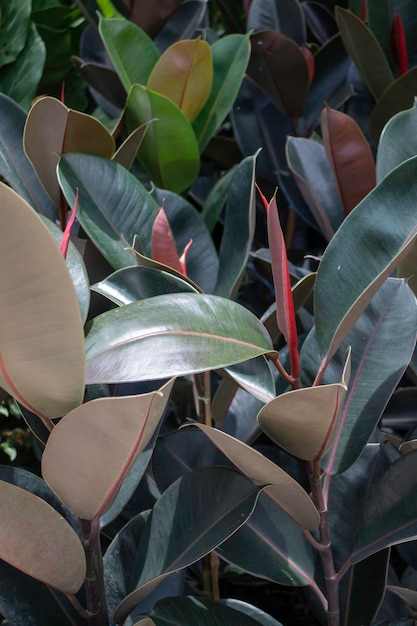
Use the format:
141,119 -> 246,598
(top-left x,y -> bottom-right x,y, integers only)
0,1 -> 31,66
154,0 -> 208,50
286,136 -> 343,240
353,449 -> 417,562
247,31 -> 309,121
99,16 -> 160,92
0,183 -> 85,418
377,98 -> 417,182
343,550 -> 390,626
113,123 -> 149,170
0,480 -> 85,593
113,467 -> 262,622
216,491 -> 317,587
24,96 -> 115,206
219,600 -> 284,626
0,93 -> 56,220
126,84 -> 200,193
188,423 -> 319,529
367,0 -> 392,60
58,152 -> 159,267
193,34 -> 251,153
0,24 -> 45,111
258,351 -> 350,461
214,154 -> 257,298
129,0 -> 183,39
321,106 -> 376,215
247,0 -> 306,44
152,207 -> 184,274
221,357 -> 276,403
302,2 -> 338,45
335,7 -> 394,101
73,57 -> 126,112
136,596 -> 277,625
85,293 -> 276,384
369,67 -> 417,145
314,156 -> 417,364
42,379 -> 174,521
93,266 -> 197,306
148,38 -> 212,122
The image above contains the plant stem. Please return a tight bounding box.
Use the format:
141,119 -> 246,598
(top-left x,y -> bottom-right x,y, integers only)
308,460 -> 340,626
80,518 -> 109,626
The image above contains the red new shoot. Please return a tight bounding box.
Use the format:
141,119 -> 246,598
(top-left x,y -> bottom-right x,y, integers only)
59,189 -> 79,259
152,207 -> 192,277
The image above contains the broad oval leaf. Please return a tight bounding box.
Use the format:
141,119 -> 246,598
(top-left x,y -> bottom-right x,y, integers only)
321,106 -> 376,215
187,423 -> 319,529
193,34 -> 251,153
335,7 -> 394,101
247,31 -> 310,120
113,467 -> 262,623
24,96 -> 115,206
99,16 -> 160,92
0,93 -> 56,220
0,183 -> 85,418
126,85 -> 200,193
58,152 -> 159,267
42,379 -> 174,521
377,98 -> 417,182
0,480 -> 85,594
314,155 -> 417,363
0,2 -> 31,66
85,293 -> 276,384
258,351 -> 350,461
369,67 -> 417,145
147,38 -> 213,122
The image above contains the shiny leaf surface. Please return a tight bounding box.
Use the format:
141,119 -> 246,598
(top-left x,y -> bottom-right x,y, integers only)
377,98 -> 417,182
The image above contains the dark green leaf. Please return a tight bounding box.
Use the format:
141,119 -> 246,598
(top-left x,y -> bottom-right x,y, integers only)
214,154 -> 256,298
353,448 -> 417,562
0,24 -> 45,110
216,491 -> 316,587
335,7 -> 394,101
58,153 -> 158,268
154,1 -> 208,51
367,0 -> 392,60
219,600 -> 284,625
314,156 -> 417,363
222,357 -> 276,403
0,93 -> 57,220
377,98 -> 417,182
85,293 -> 276,384
369,68 -> 417,145
113,467 -> 262,622
126,85 -> 200,193
247,0 -> 306,43
193,34 -> 251,153
0,0 -> 31,67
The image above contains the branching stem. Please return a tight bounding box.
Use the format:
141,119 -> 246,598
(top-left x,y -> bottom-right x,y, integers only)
80,518 -> 109,626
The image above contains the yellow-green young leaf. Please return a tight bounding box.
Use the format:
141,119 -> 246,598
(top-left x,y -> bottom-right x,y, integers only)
0,480 -> 86,594
321,106 -> 376,215
188,424 -> 319,529
147,39 -> 213,122
258,350 -> 351,461
0,183 -> 86,418
24,96 -> 115,205
42,379 -> 175,520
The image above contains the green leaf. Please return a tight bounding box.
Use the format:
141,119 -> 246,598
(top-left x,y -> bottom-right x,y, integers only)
246,31 -> 309,120
219,600 -> 284,626
214,154 -> 257,298
135,596 -> 277,625
58,153 -> 158,268
113,467 -> 262,622
343,550 -> 390,626
42,379 -> 174,520
314,155 -> 417,364
99,16 -> 160,92
0,183 -> 85,418
377,98 -> 417,182
187,423 -> 319,529
247,0 -> 306,43
286,136 -> 342,241
93,266 -> 198,306
367,0 -> 392,60
353,449 -> 417,562
126,85 -> 200,193
216,491 -> 316,587
0,480 -> 85,593
335,7 -> 394,101
0,24 -> 45,111
221,357 -> 276,403
85,293 -> 276,384
0,0 -> 31,67
147,38 -> 213,122
369,67 -> 417,145
193,34 -> 251,153
0,93 -> 57,220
